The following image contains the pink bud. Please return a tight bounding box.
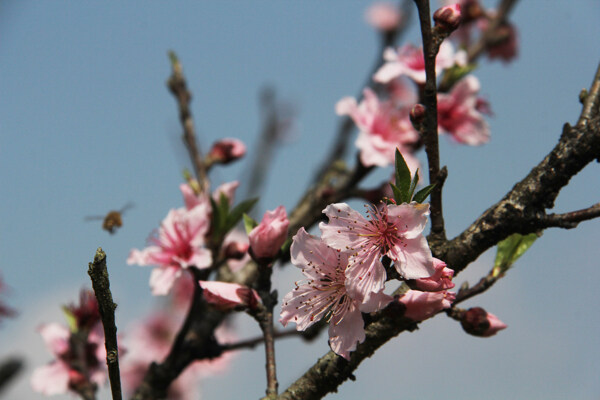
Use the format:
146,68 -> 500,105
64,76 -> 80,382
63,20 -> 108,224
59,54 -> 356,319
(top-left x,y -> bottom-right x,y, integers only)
399,289 -> 455,321
433,4 -> 462,32
412,258 -> 455,292
365,2 -> 402,32
460,307 -> 507,337
409,104 -> 426,125
248,206 -> 289,260
208,138 -> 246,164
199,281 -> 260,310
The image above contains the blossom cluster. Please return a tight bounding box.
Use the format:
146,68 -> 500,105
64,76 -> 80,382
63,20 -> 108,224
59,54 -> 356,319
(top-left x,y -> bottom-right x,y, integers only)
280,201 -> 457,359
31,290 -> 108,397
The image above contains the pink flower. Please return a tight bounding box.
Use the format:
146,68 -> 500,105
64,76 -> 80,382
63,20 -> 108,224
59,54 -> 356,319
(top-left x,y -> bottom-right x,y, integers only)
336,88 -> 420,170
248,206 -> 289,260
460,307 -> 507,337
280,228 -> 392,359
320,202 -> 434,299
437,75 -> 491,145
31,323 -> 107,395
365,2 -> 402,32
208,138 -> 246,164
374,41 -> 466,84
412,258 -> 455,292
63,289 -> 101,331
199,281 -> 260,310
399,289 -> 455,321
127,204 -> 212,295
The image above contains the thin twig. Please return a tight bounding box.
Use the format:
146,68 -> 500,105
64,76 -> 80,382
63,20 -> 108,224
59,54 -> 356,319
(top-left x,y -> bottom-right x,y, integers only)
220,329 -> 302,352
167,51 -> 208,192
578,62 -> 600,127
541,202 -> 600,229
414,0 -> 446,243
87,248 -> 122,400
466,0 -> 519,63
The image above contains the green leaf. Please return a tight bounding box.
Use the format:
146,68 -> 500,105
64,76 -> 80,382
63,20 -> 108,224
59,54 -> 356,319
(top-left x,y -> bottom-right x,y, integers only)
412,184 -> 435,203
389,183 -> 404,205
394,149 -> 411,203
62,306 -> 78,333
243,213 -> 258,235
407,168 -> 420,202
493,233 -> 539,277
225,198 -> 259,234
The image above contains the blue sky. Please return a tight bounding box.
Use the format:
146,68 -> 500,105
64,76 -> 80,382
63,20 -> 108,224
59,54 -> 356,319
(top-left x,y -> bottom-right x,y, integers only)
1,1 -> 599,399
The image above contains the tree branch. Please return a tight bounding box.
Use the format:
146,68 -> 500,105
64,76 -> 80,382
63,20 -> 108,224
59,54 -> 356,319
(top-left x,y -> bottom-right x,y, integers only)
167,51 -> 208,192
414,0 -> 446,243
87,248 -> 122,400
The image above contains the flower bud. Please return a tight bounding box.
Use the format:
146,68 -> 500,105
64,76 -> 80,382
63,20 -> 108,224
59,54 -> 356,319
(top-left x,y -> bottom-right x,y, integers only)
412,258 -> 455,292
199,281 -> 260,310
365,3 -> 402,32
433,4 -> 462,32
249,206 -> 289,260
460,307 -> 507,337
409,104 -> 426,125
399,289 -> 455,321
207,138 -> 246,165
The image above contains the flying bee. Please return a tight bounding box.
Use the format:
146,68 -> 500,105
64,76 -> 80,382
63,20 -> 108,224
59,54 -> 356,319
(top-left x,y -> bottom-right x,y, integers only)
85,202 -> 134,234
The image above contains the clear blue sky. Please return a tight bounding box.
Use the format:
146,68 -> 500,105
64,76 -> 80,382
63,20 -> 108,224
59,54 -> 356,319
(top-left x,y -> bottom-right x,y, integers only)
1,1 -> 599,399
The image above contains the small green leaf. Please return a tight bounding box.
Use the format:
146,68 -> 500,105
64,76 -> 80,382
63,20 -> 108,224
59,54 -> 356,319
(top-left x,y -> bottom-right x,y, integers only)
62,306 -> 78,333
389,183 -> 404,205
493,233 -> 539,277
394,149 -> 411,203
243,213 -> 258,235
412,184 -> 435,203
407,168 -> 420,202
225,198 -> 259,233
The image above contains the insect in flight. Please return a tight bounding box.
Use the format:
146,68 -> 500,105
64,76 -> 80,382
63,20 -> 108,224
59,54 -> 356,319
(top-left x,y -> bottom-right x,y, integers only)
85,202 -> 134,234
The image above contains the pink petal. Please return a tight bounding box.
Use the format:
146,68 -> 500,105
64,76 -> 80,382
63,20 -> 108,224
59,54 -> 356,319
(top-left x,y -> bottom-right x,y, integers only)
328,304 -> 365,360
387,203 -> 430,239
373,62 -> 405,83
149,266 -> 182,296
38,323 -> 70,356
31,362 -> 71,395
199,281 -> 260,310
394,234 -> 434,279
345,251 -> 387,299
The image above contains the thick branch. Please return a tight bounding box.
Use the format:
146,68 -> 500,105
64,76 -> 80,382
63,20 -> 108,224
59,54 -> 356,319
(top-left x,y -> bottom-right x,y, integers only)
87,248 -> 122,400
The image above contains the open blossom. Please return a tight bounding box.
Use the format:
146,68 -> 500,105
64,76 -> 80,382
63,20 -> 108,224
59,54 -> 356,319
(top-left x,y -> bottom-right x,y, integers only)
248,206 -> 289,259
127,203 -> 212,295
365,2 -> 402,32
374,41 -> 466,84
437,75 -> 491,145
199,281 -> 260,310
280,228 -> 392,359
336,88 -> 420,170
399,289 -> 455,321
320,202 -> 435,299
31,322 -> 107,395
412,258 -> 455,292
